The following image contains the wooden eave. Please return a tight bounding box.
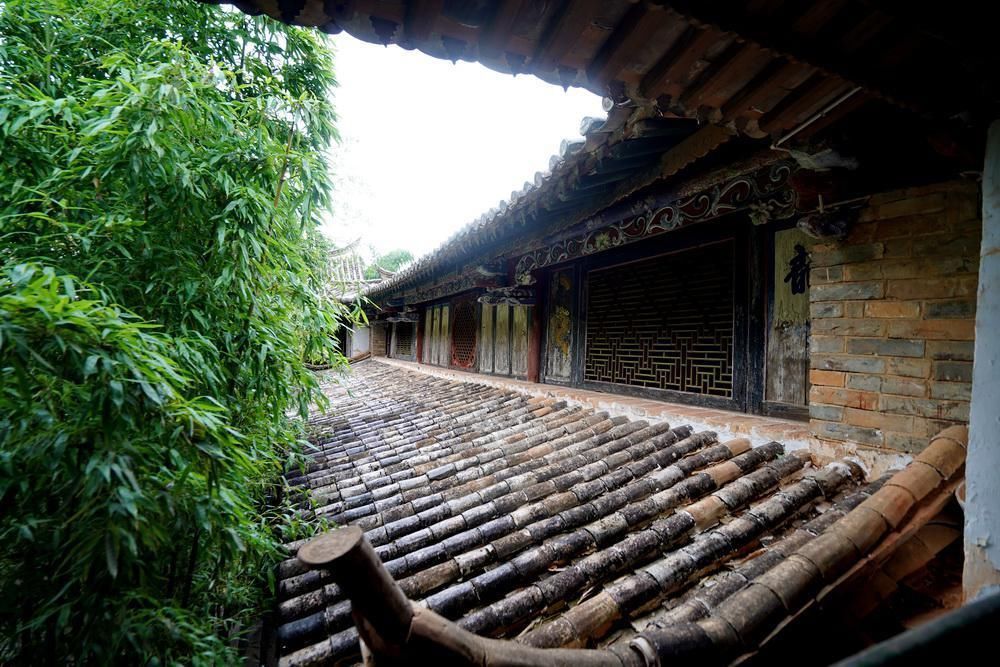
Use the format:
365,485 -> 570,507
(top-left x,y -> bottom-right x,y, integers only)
213,0 -> 997,127
209,0 -> 996,304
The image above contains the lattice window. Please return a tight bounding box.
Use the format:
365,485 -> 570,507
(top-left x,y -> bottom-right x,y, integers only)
394,322 -> 414,358
451,300 -> 477,369
584,241 -> 735,397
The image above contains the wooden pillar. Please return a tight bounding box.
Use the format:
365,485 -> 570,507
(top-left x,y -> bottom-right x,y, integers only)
298,527 -> 413,655
527,276 -> 546,383
415,312 -> 424,364
965,119 -> 1000,601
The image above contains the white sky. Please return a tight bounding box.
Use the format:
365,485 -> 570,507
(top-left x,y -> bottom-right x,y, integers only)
321,34 -> 605,261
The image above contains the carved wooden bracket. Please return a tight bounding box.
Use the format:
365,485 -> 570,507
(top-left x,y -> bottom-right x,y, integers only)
477,286 -> 536,306
514,160 -> 800,284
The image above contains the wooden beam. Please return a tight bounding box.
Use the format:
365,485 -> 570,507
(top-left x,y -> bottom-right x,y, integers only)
404,0 -> 443,43
758,74 -> 852,135
838,10 -> 892,54
296,527 -> 627,666
877,30 -> 922,70
478,0 -> 524,59
415,310 -> 424,363
677,42 -> 770,113
586,4 -> 665,86
790,90 -> 871,142
527,297 -> 543,383
531,0 -> 598,73
791,0 -> 850,37
298,526 -> 414,650
720,59 -> 813,123
640,24 -> 719,100
658,0 -> 925,112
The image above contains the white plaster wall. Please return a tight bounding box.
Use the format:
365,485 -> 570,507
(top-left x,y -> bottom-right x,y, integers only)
965,120 -> 1000,599
350,326 -> 370,357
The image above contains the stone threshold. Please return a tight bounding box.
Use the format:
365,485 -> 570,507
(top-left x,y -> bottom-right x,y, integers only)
370,358 -> 910,478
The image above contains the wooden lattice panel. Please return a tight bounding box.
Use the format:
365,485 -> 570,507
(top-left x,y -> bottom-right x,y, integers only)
451,300 -> 477,369
584,241 -> 735,397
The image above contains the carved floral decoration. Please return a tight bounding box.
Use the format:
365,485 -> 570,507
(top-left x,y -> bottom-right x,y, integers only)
515,161 -> 799,284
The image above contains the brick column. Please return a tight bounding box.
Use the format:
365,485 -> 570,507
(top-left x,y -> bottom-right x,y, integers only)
809,180 -> 980,453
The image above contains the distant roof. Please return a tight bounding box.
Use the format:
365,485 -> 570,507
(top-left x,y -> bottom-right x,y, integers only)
274,363 -> 966,665
361,111 -> 717,300
326,239 -> 382,300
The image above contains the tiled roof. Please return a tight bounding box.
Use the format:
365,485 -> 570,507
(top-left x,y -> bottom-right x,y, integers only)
360,113 -> 712,301
325,239 -> 384,300
273,364 -> 965,666
326,239 -> 372,284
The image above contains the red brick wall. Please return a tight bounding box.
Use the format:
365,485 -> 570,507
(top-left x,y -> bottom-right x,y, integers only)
809,181 -> 980,453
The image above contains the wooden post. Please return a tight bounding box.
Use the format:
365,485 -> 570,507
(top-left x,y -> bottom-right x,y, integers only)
298,526 -> 413,655
415,311 -> 424,364
527,274 -> 546,383
296,527 -> 630,666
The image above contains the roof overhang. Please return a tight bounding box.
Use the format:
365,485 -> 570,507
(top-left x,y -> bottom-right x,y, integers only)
209,1 -> 997,126
207,1 -> 995,303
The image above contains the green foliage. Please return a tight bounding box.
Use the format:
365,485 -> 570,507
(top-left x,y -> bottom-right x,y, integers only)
364,248 -> 414,279
0,0 -> 346,662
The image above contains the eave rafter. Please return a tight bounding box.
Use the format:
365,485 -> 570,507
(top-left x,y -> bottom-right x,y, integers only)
218,0 -> 994,129
211,0 -> 993,305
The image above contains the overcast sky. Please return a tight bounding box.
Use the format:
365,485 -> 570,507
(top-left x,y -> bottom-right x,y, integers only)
321,34 -> 605,260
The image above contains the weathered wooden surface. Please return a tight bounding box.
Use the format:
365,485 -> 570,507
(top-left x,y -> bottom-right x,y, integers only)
511,306 -> 529,377
765,227 -> 811,407
545,268 -> 574,381
438,305 -> 450,367
422,312 -> 432,364
479,304 -> 494,373
429,306 -> 440,365
765,322 -> 809,405
494,304 -> 511,376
